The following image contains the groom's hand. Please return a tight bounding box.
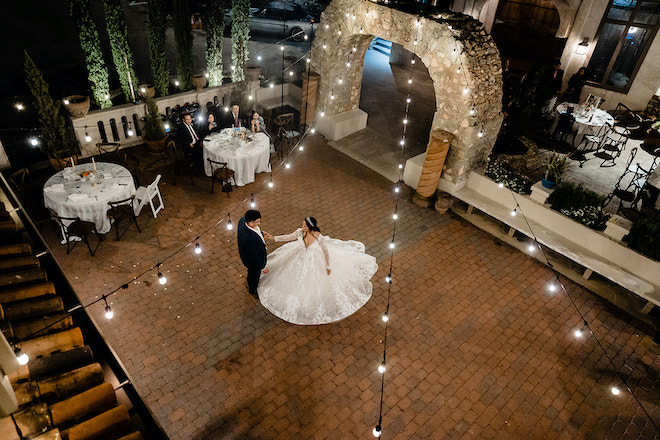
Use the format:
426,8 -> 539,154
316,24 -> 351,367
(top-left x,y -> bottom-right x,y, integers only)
263,231 -> 273,240
263,267 -> 269,274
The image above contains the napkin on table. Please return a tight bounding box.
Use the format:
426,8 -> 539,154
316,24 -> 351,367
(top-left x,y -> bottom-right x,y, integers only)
44,183 -> 65,192
67,193 -> 89,202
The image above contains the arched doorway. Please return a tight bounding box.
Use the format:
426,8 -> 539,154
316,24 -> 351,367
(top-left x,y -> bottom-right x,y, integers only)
310,0 -> 504,185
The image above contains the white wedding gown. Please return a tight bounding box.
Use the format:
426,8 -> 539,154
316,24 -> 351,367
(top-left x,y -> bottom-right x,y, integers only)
258,228 -> 379,325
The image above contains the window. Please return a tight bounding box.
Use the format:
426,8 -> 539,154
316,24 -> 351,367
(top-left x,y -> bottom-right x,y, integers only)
587,0 -> 660,92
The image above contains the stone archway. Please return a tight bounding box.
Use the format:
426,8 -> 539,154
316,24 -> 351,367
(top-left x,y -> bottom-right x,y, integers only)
310,0 -> 503,185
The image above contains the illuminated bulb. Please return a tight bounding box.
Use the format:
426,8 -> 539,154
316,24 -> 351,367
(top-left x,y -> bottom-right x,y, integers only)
249,95 -> 253,100
323,44 -> 327,49
104,94 -> 110,99
574,329 -> 583,338
198,115 -> 204,122
346,62 -> 350,67
306,58 -> 310,63
411,59 -> 415,64
85,133 -> 92,142
330,94 -> 335,100
268,181 -> 274,188
16,103 -> 23,110
325,24 -> 329,29
413,40 -> 418,45
224,106 -> 229,112
140,87 -> 146,93
389,242 -> 395,249
498,182 -> 504,188
310,128 -> 316,133
231,65 -> 235,70
164,123 -> 170,130
174,80 -> 180,86
285,162 -> 290,169
64,99 -> 70,105
611,386 -> 620,395
289,71 -> 293,76
226,220 -> 233,230
257,55 -> 262,61
478,130 -> 484,138
392,213 -> 398,220
408,79 -> 412,84
400,139 -> 405,145
373,426 -> 382,437
528,243 -> 535,252
320,112 -> 325,117
378,363 -> 386,373
359,28 -> 363,34
304,35 -> 308,40
457,67 -> 461,73
15,348 -> 29,366
338,79 -> 343,84
352,14 -> 356,19
270,83 -> 274,88
280,46 -> 284,51
463,87 -> 469,94
394,186 -> 400,193
448,25 -> 453,29
510,208 -> 517,216
548,283 -> 557,292
398,163 -> 403,169
352,47 -> 357,52
105,305 -> 114,319
416,20 -> 421,27
205,73 -> 209,77
127,128 -> 134,137
338,30 -> 342,35
346,12 -> 350,17
158,272 -> 167,285
385,274 -> 391,283
469,108 -> 476,116
30,138 -> 38,146
406,98 -> 411,103
382,314 -> 389,322
195,243 -> 202,254
298,145 -> 304,151
403,119 -> 408,124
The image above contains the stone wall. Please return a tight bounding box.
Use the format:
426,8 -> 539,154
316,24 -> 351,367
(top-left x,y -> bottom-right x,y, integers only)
311,0 -> 503,184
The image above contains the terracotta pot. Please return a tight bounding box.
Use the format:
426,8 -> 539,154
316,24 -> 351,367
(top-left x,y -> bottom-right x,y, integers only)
145,136 -> 167,155
63,95 -> 90,118
138,84 -> 156,98
191,75 -> 206,91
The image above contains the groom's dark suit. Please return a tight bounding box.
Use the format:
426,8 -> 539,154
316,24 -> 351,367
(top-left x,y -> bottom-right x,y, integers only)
237,217 -> 267,297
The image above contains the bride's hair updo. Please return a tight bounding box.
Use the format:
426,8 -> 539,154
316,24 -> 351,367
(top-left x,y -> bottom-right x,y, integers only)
305,217 -> 321,232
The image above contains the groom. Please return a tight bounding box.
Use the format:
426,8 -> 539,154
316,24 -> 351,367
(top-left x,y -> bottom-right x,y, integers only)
237,210 -> 273,299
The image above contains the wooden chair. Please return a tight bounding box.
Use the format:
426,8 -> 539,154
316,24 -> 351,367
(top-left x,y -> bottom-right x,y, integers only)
274,113 -> 301,159
552,112 -> 577,146
121,152 -> 141,187
107,195 -> 141,241
97,142 -> 121,163
207,159 -> 236,195
166,140 -> 194,186
49,209 -> 103,256
8,168 -> 32,193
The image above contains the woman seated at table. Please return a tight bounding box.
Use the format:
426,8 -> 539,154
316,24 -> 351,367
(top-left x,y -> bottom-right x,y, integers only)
250,110 -> 273,148
203,113 -> 220,138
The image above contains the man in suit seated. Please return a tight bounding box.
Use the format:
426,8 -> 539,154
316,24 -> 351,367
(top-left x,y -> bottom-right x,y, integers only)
224,102 -> 247,128
178,113 -> 202,168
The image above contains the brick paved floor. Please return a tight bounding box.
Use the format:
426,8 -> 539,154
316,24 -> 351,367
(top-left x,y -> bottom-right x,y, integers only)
29,135 -> 660,439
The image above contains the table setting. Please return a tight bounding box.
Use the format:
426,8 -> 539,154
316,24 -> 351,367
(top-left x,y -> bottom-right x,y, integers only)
203,128 -> 271,186
553,102 -> 615,146
43,161 -> 136,235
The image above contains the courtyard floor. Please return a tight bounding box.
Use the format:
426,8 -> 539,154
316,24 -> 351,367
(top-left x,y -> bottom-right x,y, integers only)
19,128 -> 660,439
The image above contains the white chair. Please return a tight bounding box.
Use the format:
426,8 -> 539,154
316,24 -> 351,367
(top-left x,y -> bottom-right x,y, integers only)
133,174 -> 164,218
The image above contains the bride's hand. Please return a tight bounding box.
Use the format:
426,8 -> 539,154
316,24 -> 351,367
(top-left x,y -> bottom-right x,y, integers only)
263,267 -> 269,274
263,231 -> 273,240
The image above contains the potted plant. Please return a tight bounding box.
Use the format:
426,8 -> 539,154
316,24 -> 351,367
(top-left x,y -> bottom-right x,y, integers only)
143,95 -> 167,155
542,151 -> 571,188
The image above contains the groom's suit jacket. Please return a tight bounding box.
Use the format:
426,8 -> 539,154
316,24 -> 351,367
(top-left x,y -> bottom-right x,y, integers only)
237,217 -> 267,270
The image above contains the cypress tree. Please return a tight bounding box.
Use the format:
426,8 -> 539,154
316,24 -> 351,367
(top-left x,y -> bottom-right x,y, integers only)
173,0 -> 193,91
147,0 -> 169,96
24,52 -> 79,159
231,0 -> 250,83
205,0 -> 225,87
68,0 -> 113,108
103,0 -> 139,102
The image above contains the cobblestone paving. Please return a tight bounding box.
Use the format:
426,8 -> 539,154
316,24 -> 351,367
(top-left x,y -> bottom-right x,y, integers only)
32,136 -> 660,439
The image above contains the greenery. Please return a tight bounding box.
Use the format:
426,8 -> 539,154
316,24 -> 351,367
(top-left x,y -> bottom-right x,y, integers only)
24,52 -> 79,159
624,218 -> 660,260
143,95 -> 166,140
543,151 -> 571,182
231,0 -> 250,83
484,157 -> 533,195
147,0 -> 169,96
548,183 -> 610,230
173,0 -> 193,91
205,0 -> 225,87
104,0 -> 139,102
68,0 -> 112,108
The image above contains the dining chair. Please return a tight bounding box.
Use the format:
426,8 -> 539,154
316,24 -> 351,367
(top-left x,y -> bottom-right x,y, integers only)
166,140 -> 194,186
603,148 -> 643,212
574,122 -> 610,167
274,113 -> 301,159
122,152 -> 142,187
49,209 -> 103,256
207,159 -> 236,195
618,186 -> 660,222
552,112 -> 576,146
8,167 -> 33,193
594,126 -> 628,167
134,174 -> 164,218
97,142 -> 121,163
107,195 -> 141,241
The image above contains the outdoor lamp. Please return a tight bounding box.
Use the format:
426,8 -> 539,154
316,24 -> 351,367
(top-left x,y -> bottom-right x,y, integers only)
576,38 -> 589,55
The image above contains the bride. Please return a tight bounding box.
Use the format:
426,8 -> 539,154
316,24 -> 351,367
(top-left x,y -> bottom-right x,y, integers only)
258,217 -> 378,325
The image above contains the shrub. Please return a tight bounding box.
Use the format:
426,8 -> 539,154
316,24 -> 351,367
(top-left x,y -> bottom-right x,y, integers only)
548,183 -> 610,230
624,219 -> 660,261
485,157 -> 533,195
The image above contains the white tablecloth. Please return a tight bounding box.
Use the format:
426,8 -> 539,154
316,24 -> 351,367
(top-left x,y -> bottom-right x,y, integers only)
43,162 -> 136,234
203,129 -> 271,186
553,102 -> 614,146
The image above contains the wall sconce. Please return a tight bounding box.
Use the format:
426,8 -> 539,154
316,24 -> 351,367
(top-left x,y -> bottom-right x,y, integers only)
576,38 -> 590,55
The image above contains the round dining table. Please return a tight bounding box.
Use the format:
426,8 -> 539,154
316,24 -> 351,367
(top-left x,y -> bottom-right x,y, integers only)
43,162 -> 136,235
554,102 -> 614,146
202,129 -> 271,186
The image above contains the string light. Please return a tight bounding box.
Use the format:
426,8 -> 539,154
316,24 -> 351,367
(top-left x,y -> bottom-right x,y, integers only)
285,162 -> 291,169
310,128 -> 315,133
257,55 -> 262,61
174,80 -> 180,86
29,137 -> 39,146
320,112 -> 325,117
157,267 -> 167,285
574,329 -> 583,338
205,73 -> 209,78
127,123 -> 134,137
16,103 -> 23,111
104,298 -> 114,319
385,274 -> 392,283
63,98 -> 70,105
298,145 -> 304,151
611,386 -> 621,395
498,182 -> 504,188
226,213 -> 233,230
378,362 -> 386,373
250,194 -> 256,208
381,314 -> 389,322
104,93 -> 110,99
280,46 -> 284,51
469,107 -> 476,116
15,347 -> 29,366
195,243 -> 202,254
84,126 -> 91,143
392,213 -> 398,220
373,425 -> 382,437
548,283 -> 557,292
527,243 -> 536,253
510,208 -> 517,216
478,130 -> 484,138
389,242 -> 395,249
140,87 -> 146,94
268,180 -> 274,188
463,87 -> 469,94
323,44 -> 327,49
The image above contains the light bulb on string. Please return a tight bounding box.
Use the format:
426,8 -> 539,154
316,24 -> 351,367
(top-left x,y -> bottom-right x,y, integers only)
510,208 -> 517,216
330,94 -> 335,100
346,62 -> 351,67
574,329 -> 583,338
63,98 -> 70,105
385,273 -> 392,283
104,304 -> 114,319
140,87 -> 146,94
195,243 -> 202,254
285,162 -> 291,169
338,78 -> 343,84
158,269 -> 167,285
325,24 -> 329,29
413,40 -> 418,46
280,46 -> 284,51
469,107 -> 476,116
359,27 -> 363,34
304,35 -> 308,40
611,386 -> 621,395
498,182 -> 504,188
269,83 -> 274,88
310,128 -> 315,133
197,115 -> 204,122
323,44 -> 327,49
320,112 -> 325,117
378,363 -> 386,373
548,283 -> 557,292
306,58 -> 310,63
15,347 -> 29,366
352,47 -> 357,52
478,130 -> 484,138
398,163 -> 403,169
389,242 -> 395,250
394,184 -> 400,193
16,103 -> 24,111
84,127 -> 91,143
104,94 -> 110,99
457,66 -> 461,74
406,97 -> 411,103
205,73 -> 209,78
527,243 -> 536,253
289,71 -> 293,77
298,145 -> 304,151
463,87 -> 469,94
411,59 -> 415,64
174,80 -> 180,86
29,137 -> 39,146
250,194 -> 256,208
392,212 -> 398,220
403,119 -> 408,124
373,426 -> 382,437
400,139 -> 405,145
346,12 -> 350,17
226,213 -> 233,230
338,30 -> 342,35
224,106 -> 229,112
268,180 -> 274,188
382,313 -> 389,322
408,79 -> 412,84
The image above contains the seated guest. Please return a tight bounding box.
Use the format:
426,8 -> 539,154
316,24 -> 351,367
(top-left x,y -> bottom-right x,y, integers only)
203,113 -> 220,138
563,67 -> 587,103
225,103 -> 247,128
178,113 -> 202,168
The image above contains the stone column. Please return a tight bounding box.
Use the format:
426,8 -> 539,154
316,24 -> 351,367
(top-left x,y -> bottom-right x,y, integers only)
301,72 -> 320,129
413,129 -> 454,207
